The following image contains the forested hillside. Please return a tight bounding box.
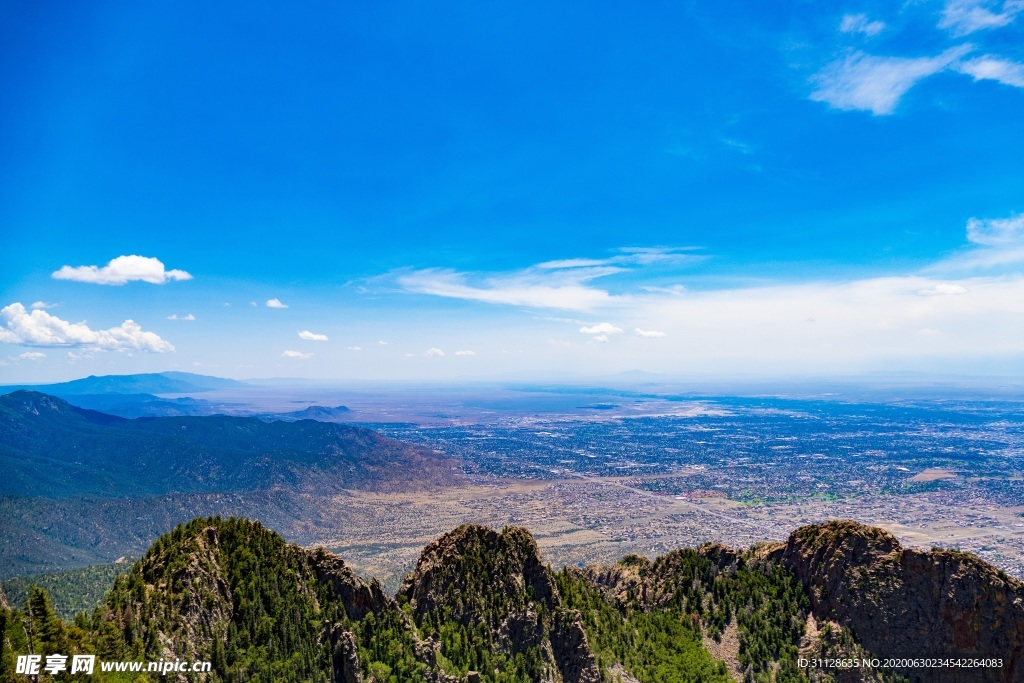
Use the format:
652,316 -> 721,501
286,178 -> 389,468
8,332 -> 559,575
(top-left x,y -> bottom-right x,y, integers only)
1,518 -> 1020,682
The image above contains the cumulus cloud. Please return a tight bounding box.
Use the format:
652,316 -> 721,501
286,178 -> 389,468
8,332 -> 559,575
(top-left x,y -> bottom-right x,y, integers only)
840,14 -> 886,36
425,348 -> 445,357
956,55 -> 1024,86
298,330 -> 328,341
810,46 -> 971,114
939,0 -> 1024,36
266,298 -> 288,309
0,303 -> 174,352
636,328 -> 668,337
166,313 -> 196,321
282,350 -> 312,360
52,255 -> 191,285
17,352 -> 46,361
580,322 -> 623,335
455,350 -> 476,356
30,301 -> 57,310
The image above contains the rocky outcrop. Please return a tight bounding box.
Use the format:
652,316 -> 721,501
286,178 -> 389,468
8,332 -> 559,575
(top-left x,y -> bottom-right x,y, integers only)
550,609 -> 601,683
782,520 -> 1024,683
311,548 -> 388,621
329,627 -> 363,683
402,524 -> 600,683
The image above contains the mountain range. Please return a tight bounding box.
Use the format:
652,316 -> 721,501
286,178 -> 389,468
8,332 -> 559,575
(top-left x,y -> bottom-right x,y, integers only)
0,391 -> 461,576
1,517 -> 1020,682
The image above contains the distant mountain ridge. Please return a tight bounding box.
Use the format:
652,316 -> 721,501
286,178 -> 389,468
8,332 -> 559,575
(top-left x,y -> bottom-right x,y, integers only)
0,390 -> 458,498
2,518 -> 1020,682
0,391 -> 462,577
0,371 -> 245,395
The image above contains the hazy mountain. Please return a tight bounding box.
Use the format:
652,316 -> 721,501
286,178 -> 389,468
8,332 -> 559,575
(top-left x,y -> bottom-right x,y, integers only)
48,392 -> 219,418
2,518 -> 1020,682
0,391 -> 460,498
0,371 -> 245,396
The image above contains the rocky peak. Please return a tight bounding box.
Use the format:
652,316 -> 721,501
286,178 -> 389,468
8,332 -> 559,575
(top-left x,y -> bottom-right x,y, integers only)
782,520 -> 1024,683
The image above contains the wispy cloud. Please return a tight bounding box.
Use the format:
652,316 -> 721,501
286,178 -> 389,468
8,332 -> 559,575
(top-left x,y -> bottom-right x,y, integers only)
928,214 -> 1024,271
939,0 -> 1024,36
17,351 -> 46,361
399,268 -> 620,311
955,55 -> 1024,86
810,46 -> 971,115
635,328 -> 668,337
0,303 -> 174,352
53,255 -> 191,285
580,322 -> 623,335
397,247 -> 703,311
347,346 -> 362,351
917,283 -> 968,296
840,14 -> 886,37
298,330 -> 328,341
30,301 -> 57,310
455,350 -> 476,356
166,313 -> 196,321
425,347 -> 445,358
282,349 -> 312,359
266,298 -> 289,309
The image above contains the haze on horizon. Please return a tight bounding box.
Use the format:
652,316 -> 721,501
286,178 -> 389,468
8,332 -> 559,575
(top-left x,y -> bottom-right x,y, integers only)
2,1 -> 1024,384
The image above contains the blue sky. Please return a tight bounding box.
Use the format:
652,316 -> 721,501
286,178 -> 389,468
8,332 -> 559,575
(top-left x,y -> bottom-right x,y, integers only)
2,0 -> 1023,382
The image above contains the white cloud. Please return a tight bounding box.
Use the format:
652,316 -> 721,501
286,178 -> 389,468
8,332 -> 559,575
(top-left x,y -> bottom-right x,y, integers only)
52,255 -> 191,285
917,284 -> 968,296
929,214 -> 1024,272
0,302 -> 174,352
378,340 -> 390,345
425,348 -> 445,358
840,13 -> 887,36
17,351 -> 46,361
298,330 -> 329,341
967,214 -> 1024,245
636,328 -> 668,337
282,350 -> 312,360
592,335 -> 609,343
166,313 -> 196,321
579,322 -> 623,335
266,298 -> 288,309
455,350 -> 476,356
956,55 -> 1024,86
30,301 -> 57,310
250,301 -> 258,307
939,0 -> 1024,36
810,46 -> 971,115
628,275 -> 1024,372
348,346 -> 363,351
399,269 -> 620,311
396,248 -> 704,312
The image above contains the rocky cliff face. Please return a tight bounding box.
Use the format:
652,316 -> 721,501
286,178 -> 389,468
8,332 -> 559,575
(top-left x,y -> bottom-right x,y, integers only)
6,517 -> 1018,683
780,520 -> 1024,683
400,524 -> 600,683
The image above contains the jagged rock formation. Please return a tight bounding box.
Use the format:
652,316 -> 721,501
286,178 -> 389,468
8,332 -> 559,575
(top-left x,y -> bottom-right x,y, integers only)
779,520 -> 1024,683
2,518 -> 1020,683
400,525 -> 600,683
